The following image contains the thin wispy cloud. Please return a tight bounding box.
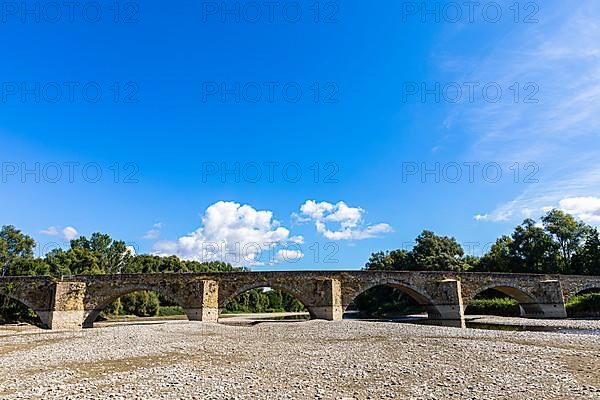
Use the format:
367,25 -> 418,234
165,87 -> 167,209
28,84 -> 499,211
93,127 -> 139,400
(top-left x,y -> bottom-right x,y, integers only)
143,223 -> 163,240
441,2 -> 600,224
39,226 -> 59,236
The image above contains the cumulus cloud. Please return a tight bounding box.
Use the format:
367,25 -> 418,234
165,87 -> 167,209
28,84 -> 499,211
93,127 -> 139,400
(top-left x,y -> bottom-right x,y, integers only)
153,201 -> 303,266
297,200 -> 393,240
558,197 -> 600,224
62,226 -> 79,241
143,223 -> 163,240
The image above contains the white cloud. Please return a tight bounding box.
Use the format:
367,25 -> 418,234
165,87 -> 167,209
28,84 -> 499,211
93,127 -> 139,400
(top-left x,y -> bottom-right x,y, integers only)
299,200 -> 335,220
558,197 -> 600,224
40,225 -> 80,241
475,194 -> 600,226
143,222 -> 163,240
274,249 -> 304,263
474,195 -> 540,223
39,226 -> 59,236
62,226 -> 79,241
298,200 -> 393,240
153,201 -> 303,266
289,235 -> 304,244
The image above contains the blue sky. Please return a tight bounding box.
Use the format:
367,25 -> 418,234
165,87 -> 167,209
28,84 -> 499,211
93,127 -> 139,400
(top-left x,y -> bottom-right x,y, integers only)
1,0 -> 599,270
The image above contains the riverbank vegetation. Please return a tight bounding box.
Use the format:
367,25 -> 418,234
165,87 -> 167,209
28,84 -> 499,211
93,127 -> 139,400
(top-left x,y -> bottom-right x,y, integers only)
566,292 -> 600,317
98,288 -> 306,320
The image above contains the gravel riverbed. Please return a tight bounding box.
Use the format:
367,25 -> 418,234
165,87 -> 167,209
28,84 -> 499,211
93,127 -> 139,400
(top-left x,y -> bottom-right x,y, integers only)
1,320 -> 599,399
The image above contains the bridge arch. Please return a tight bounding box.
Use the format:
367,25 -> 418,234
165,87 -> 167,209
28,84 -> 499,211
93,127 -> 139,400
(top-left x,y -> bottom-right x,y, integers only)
465,284 -> 544,317
0,288 -> 41,314
0,291 -> 46,327
219,282 -> 314,318
343,280 -> 443,319
82,284 -> 186,328
571,284 -> 600,299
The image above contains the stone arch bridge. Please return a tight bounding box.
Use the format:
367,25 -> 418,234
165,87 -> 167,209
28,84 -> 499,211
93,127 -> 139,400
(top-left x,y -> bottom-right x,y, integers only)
0,271 -> 599,330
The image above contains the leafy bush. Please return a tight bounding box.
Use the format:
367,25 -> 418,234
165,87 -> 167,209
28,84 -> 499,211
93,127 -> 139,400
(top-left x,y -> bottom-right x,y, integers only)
158,306 -> 185,316
0,296 -> 41,325
566,292 -> 600,317
120,291 -> 160,317
102,298 -> 123,316
102,291 -> 160,319
465,298 -> 521,317
352,286 -> 424,317
225,288 -> 306,314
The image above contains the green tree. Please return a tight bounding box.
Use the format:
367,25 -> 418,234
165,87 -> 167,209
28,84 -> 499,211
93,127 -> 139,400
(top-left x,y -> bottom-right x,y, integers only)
0,225 -> 36,276
70,233 -> 131,274
224,288 -> 306,314
410,230 -> 467,271
478,235 -> 514,272
542,209 -> 589,273
44,248 -> 74,276
509,219 -> 560,273
120,291 -> 160,317
352,286 -> 422,317
364,231 -> 469,272
9,257 -> 51,277
0,226 -> 42,323
463,255 -> 480,270
572,229 -> 600,276
266,290 -> 283,310
364,249 -> 411,271
45,248 -> 102,275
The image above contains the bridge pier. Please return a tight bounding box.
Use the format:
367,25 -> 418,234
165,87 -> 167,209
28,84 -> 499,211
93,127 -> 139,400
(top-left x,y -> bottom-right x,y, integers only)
182,280 -> 219,322
520,280 -> 567,319
425,279 -> 465,327
306,279 -> 343,321
46,281 -> 86,330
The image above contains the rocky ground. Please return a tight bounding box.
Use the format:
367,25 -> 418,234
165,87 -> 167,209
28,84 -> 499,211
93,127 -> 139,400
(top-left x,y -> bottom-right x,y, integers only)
0,319 -> 599,399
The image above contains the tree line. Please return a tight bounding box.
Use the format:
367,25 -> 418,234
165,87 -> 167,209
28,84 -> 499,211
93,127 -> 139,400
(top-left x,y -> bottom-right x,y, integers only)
364,210 -> 600,275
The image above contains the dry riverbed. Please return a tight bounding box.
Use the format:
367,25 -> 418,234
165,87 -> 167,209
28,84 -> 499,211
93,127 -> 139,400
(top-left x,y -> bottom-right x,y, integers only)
0,320 -> 599,399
